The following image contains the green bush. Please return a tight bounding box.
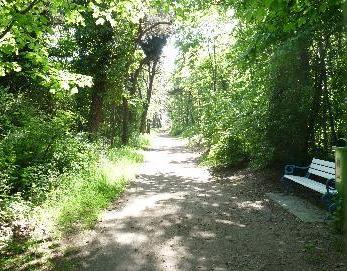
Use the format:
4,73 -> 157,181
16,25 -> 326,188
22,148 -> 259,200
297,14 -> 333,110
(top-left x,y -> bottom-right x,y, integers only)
206,132 -> 247,167
0,110 -> 99,202
1,142 -> 143,240
0,89 -> 38,139
128,133 -> 151,149
42,145 -> 143,234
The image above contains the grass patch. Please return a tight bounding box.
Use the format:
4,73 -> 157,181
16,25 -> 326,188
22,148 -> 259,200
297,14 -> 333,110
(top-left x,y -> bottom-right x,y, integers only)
44,147 -> 144,235
0,238 -> 51,271
0,146 -> 144,271
56,173 -> 127,233
128,133 -> 151,149
108,147 -> 144,164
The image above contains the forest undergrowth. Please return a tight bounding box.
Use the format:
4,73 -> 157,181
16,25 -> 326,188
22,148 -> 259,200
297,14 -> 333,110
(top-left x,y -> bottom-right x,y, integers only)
0,132 -> 149,271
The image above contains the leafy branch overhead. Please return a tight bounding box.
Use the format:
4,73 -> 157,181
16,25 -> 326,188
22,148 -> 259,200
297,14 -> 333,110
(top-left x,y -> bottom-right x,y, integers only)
138,18 -> 172,60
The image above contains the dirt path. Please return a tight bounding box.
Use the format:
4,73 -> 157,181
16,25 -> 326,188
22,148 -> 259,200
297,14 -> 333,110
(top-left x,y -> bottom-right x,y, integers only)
69,134 -> 343,271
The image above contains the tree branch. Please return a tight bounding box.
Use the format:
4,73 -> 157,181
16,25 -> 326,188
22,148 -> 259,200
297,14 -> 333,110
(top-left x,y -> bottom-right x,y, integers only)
136,21 -> 172,43
0,0 -> 42,41
130,56 -> 149,96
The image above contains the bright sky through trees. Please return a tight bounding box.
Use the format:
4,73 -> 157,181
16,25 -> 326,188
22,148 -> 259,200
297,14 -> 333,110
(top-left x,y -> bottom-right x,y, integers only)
161,37 -> 179,76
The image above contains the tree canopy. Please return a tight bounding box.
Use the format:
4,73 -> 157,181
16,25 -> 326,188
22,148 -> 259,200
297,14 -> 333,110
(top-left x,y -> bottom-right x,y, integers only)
169,0 -> 346,168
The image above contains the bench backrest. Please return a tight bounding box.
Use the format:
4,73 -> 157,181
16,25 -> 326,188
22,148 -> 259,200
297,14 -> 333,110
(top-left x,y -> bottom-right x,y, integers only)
308,158 -> 335,180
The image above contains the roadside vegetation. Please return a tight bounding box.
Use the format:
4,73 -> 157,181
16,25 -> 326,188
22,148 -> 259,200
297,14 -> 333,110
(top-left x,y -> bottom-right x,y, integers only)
0,0 -> 159,269
0,133 -> 148,270
169,2 -> 346,169
168,1 -> 346,232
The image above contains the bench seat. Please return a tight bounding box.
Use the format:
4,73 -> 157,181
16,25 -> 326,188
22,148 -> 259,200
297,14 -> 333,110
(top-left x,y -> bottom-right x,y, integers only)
281,158 -> 337,212
284,175 -> 337,195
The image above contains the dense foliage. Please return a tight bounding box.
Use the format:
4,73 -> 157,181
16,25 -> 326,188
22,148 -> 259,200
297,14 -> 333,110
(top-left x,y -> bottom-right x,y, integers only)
0,0 -> 170,259
169,1 -> 346,169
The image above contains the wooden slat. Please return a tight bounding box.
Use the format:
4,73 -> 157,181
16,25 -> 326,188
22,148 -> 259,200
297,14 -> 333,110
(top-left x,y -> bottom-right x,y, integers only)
308,168 -> 335,179
284,175 -> 337,194
309,163 -> 335,175
284,175 -> 326,194
312,158 -> 335,168
308,158 -> 335,179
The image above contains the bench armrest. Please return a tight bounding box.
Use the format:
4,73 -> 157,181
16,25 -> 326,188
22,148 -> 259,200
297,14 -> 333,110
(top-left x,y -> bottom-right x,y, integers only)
284,165 -> 309,175
326,178 -> 336,194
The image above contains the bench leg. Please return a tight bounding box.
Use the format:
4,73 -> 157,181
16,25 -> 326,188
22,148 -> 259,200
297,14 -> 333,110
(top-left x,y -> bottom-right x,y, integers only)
321,193 -> 336,212
320,193 -> 336,221
280,177 -> 293,194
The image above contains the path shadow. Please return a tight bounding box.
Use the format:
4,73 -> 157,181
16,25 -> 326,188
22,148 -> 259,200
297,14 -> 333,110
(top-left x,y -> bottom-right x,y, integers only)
51,134 -> 344,271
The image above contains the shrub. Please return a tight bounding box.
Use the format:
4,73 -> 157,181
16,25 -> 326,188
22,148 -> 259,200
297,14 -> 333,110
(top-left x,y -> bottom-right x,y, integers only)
0,111 -> 98,202
128,133 -> 151,149
206,131 -> 247,167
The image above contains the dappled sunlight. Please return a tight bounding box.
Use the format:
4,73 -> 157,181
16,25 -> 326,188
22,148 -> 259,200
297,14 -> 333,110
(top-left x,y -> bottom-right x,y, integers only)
191,230 -> 216,239
1,0 -> 344,268
101,157 -> 139,181
114,232 -> 148,246
68,133 -> 253,270
236,200 -> 265,210
155,236 -> 189,270
103,192 -> 186,221
215,219 -> 246,228
60,133 -> 344,271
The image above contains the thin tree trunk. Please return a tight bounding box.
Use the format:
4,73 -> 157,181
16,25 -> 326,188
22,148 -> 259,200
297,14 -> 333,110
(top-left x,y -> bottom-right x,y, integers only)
140,60 -> 158,133
110,101 -> 117,146
89,91 -> 103,135
89,75 -> 106,136
212,40 -> 217,93
343,2 -> 347,247
321,42 -> 329,152
319,35 -> 337,151
324,36 -> 338,145
121,97 -> 129,144
121,57 -> 148,145
130,57 -> 149,96
188,91 -> 194,124
306,37 -> 326,151
298,41 -> 311,161
120,51 -> 142,145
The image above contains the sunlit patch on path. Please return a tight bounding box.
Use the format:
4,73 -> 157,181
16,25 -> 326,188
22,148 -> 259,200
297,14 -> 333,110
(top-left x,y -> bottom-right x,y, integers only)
69,134 -> 343,271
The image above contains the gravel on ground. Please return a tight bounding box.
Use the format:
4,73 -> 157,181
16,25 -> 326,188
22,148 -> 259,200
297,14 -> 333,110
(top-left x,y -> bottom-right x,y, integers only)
59,133 -> 344,271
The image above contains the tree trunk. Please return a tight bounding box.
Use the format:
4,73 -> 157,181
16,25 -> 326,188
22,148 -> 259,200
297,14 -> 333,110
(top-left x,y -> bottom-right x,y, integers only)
324,36 -> 338,145
344,3 -> 347,137
121,97 -> 129,145
212,39 -> 217,93
130,57 -> 149,96
120,57 -> 149,144
297,39 -> 311,161
140,105 -> 150,133
306,37 -> 326,151
89,74 -> 106,136
140,60 -> 158,133
110,101 -> 117,146
89,91 -> 103,135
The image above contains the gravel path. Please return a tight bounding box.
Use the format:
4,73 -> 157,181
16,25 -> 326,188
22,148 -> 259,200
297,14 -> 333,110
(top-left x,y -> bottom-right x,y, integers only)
69,134 -> 344,271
